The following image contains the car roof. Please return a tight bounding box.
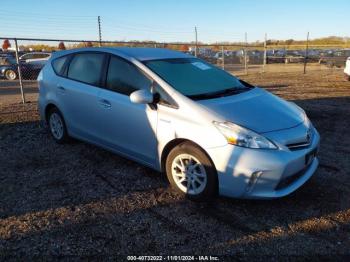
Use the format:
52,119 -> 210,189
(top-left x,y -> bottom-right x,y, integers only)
52,47 -> 192,61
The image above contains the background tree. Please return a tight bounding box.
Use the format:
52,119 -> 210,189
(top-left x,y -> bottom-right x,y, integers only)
2,39 -> 11,50
285,39 -> 294,45
180,44 -> 189,52
85,41 -> 93,47
58,41 -> 66,50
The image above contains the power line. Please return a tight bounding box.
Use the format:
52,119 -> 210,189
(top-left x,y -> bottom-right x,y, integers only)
0,9 -> 95,18
0,10 -> 255,43
102,24 -> 193,34
102,17 -> 191,31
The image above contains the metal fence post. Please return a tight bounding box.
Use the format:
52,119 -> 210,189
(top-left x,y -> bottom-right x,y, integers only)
244,32 -> 248,75
194,26 -> 198,57
221,45 -> 225,70
14,38 -> 25,104
303,32 -> 309,74
263,33 -> 267,73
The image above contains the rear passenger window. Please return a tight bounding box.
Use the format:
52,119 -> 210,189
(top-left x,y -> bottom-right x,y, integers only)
106,56 -> 151,95
68,53 -> 105,86
52,56 -> 69,76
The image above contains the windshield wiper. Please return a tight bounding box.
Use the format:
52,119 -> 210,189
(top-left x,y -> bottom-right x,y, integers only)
188,86 -> 252,100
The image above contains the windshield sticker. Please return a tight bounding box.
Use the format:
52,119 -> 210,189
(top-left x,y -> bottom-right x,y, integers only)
192,62 -> 211,70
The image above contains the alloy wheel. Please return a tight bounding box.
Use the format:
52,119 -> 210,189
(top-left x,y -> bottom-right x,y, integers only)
49,112 -> 64,140
5,70 -> 16,80
171,153 -> 207,195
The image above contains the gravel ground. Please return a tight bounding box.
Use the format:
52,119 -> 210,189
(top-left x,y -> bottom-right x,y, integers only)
0,70 -> 350,260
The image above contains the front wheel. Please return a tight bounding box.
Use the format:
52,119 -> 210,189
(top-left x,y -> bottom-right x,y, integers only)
5,70 -> 17,80
165,142 -> 218,199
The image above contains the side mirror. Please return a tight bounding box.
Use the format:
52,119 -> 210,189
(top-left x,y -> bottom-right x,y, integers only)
130,89 -> 154,104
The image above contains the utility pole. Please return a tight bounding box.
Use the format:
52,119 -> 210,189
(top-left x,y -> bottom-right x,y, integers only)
98,16 -> 102,47
303,31 -> 309,74
14,39 -> 25,104
244,32 -> 248,75
263,33 -> 267,73
195,26 -> 198,57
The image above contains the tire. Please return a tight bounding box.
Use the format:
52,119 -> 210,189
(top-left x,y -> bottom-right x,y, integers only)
5,70 -> 17,80
47,107 -> 69,143
165,142 -> 218,200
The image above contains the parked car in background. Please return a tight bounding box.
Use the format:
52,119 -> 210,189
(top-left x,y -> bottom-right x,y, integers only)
320,49 -> 350,68
284,50 -> 304,64
0,56 -> 43,80
0,53 -> 12,58
248,50 -> 264,64
344,57 -> 350,81
38,47 -> 320,200
267,55 -> 285,64
215,51 -> 241,64
306,49 -> 321,63
19,52 -> 51,63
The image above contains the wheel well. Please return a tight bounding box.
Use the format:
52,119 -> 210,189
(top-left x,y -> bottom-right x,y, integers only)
161,138 -> 219,195
44,103 -> 57,122
160,139 -> 216,173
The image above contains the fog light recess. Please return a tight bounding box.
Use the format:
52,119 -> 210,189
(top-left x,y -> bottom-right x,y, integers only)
246,171 -> 263,193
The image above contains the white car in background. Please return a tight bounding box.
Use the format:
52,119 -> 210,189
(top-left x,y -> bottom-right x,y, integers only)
345,57 -> 350,81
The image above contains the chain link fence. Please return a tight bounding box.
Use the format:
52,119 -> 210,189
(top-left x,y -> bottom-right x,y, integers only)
1,37 -> 348,105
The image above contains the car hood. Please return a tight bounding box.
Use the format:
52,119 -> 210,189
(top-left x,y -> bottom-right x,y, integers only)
197,87 -> 304,133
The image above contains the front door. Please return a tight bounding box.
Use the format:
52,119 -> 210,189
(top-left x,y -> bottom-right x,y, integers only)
96,55 -> 158,166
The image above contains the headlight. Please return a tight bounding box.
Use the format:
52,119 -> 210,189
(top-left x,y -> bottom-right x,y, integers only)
213,121 -> 277,149
304,114 -> 313,129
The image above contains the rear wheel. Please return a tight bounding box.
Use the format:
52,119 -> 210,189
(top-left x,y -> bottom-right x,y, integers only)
5,70 -> 17,80
47,107 -> 69,143
165,142 -> 218,199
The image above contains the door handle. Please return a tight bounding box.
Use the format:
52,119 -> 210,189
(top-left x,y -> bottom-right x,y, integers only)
99,99 -> 111,108
57,85 -> 65,91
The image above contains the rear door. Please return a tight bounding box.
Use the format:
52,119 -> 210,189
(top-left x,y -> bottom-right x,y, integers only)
96,55 -> 158,166
56,52 -> 107,141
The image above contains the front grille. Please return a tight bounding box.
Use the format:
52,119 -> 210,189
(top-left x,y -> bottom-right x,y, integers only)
286,127 -> 314,151
286,141 -> 311,151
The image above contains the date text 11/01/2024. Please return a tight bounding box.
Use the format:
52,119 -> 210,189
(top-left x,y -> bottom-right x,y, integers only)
127,255 -> 220,261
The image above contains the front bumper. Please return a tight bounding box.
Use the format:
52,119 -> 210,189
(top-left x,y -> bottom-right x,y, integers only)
206,127 -> 320,199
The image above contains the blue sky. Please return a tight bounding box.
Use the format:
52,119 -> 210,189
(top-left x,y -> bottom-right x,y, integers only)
0,0 -> 349,43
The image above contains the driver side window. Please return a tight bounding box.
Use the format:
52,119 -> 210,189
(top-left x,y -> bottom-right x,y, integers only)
106,56 -> 151,96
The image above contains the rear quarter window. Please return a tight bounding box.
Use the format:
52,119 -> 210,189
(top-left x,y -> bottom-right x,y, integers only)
67,53 -> 105,86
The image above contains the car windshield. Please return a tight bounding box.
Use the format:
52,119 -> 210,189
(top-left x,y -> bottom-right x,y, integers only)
143,58 -> 251,99
4,57 -> 17,65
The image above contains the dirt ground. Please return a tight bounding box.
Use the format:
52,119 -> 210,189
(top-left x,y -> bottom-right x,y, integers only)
0,70 -> 350,260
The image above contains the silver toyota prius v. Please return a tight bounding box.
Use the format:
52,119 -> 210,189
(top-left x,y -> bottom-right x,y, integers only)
38,47 -> 320,199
